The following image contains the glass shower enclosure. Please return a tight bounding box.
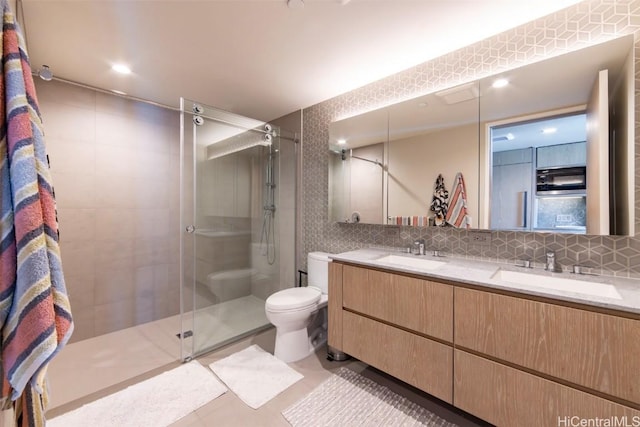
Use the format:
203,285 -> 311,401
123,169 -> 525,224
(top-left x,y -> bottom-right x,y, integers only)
180,99 -> 296,360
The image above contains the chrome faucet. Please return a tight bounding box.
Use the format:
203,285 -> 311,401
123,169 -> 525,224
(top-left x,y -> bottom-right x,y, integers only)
545,251 -> 556,272
412,239 -> 426,255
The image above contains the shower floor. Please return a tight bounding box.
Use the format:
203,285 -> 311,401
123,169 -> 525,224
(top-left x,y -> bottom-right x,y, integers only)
47,295 -> 269,410
189,295 -> 269,356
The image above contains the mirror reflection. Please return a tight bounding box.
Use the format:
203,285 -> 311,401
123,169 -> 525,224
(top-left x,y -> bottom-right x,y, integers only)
328,108 -> 387,224
328,34 -> 635,236
387,82 -> 479,228
479,34 -> 634,235
488,112 -> 587,233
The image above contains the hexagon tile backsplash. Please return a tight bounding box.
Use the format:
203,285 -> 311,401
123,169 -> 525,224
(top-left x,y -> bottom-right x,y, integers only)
301,0 -> 640,278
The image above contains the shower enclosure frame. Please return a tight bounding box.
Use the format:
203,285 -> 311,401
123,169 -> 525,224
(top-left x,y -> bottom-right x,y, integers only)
179,98 -> 298,361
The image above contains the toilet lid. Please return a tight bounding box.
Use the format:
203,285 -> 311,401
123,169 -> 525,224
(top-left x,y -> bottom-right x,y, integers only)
266,287 -> 321,311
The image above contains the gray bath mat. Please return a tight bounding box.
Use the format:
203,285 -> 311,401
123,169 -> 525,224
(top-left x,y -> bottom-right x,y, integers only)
282,367 -> 458,426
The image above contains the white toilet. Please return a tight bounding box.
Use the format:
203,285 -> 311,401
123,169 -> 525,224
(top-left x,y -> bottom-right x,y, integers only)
265,252 -> 331,363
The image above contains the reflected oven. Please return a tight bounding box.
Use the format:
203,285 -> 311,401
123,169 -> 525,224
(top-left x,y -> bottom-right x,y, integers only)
536,166 -> 586,195
534,166 -> 587,233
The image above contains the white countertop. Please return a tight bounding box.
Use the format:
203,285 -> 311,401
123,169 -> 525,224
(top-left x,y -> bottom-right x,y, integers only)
329,248 -> 640,315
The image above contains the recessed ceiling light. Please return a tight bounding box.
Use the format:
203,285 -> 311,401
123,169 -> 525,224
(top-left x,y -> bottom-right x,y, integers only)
111,89 -> 127,95
337,139 -> 347,145
492,78 -> 509,88
542,127 -> 557,134
112,64 -> 132,75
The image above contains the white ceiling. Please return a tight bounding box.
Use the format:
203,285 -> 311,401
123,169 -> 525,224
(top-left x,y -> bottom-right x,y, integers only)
20,0 -> 582,122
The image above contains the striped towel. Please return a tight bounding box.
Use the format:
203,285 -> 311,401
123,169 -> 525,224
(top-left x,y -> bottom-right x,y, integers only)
0,1 -> 73,425
445,172 -> 470,229
429,174 -> 448,226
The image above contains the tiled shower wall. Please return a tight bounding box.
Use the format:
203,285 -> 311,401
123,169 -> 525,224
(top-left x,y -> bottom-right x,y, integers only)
37,80 -> 181,342
302,0 -> 640,278
41,82 -> 300,342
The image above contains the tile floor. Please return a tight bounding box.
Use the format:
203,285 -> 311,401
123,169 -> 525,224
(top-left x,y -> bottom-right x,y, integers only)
47,311 -> 180,409
46,323 -> 489,426
47,296 -> 269,408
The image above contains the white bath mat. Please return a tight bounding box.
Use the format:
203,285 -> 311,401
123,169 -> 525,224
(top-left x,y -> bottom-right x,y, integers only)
282,368 -> 458,426
209,344 -> 303,409
48,361 -> 227,427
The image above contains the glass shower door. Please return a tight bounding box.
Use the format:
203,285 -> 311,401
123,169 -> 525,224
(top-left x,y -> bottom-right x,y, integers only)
180,99 -> 285,360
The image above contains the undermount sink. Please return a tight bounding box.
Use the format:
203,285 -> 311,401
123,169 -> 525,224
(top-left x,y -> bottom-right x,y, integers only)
374,254 -> 447,270
492,269 -> 622,300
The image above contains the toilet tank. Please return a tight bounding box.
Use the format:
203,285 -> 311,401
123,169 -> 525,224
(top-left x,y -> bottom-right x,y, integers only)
307,252 -> 331,294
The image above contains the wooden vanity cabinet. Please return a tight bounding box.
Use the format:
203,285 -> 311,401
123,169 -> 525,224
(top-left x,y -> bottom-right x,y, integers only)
342,311 -> 453,403
329,263 -> 454,403
454,287 -> 640,405
328,261 -> 640,425
342,264 -> 453,342
454,350 -> 639,427
328,262 -> 344,351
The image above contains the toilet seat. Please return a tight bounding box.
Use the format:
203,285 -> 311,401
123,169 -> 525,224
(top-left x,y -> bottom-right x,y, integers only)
266,287 -> 321,312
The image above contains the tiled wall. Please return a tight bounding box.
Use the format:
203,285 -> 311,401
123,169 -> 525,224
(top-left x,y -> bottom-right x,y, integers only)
40,83 -> 301,342
37,80 -> 181,341
302,0 -> 640,278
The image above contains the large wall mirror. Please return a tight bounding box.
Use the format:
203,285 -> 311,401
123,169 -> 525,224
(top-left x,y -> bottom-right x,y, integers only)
328,34 -> 635,236
329,108 -> 388,224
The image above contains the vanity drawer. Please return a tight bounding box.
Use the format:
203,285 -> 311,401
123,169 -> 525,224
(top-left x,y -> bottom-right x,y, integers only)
343,311 -> 453,403
454,350 -> 640,427
454,287 -> 640,405
342,265 -> 453,342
